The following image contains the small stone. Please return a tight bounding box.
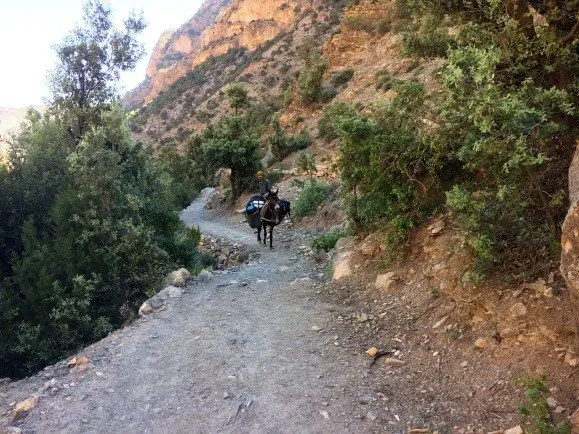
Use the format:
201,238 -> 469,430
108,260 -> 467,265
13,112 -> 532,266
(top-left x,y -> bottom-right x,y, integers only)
365,347 -> 378,357
138,301 -> 153,316
3,427 -> 23,433
375,272 -> 399,291
510,302 -> 528,318
357,314 -> 369,323
311,326 -> 323,332
366,411 -> 377,421
383,358 -> 406,366
564,351 -> 578,367
322,401 -> 329,407
319,410 -> 330,420
474,338 -> 487,349
432,316 -> 448,329
554,406 -> 565,414
547,396 -> 558,408
223,392 -> 230,399
503,426 -> 523,434
460,361 -> 468,368
198,269 -> 213,280
358,394 -> 373,404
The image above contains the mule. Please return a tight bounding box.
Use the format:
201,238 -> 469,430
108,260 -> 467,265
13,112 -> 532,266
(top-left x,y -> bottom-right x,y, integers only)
258,189 -> 281,249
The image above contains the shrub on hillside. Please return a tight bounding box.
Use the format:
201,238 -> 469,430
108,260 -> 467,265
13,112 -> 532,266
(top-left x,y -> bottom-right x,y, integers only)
311,230 -> 349,252
331,68 -> 355,87
293,179 -> 333,219
269,119 -> 311,162
297,54 -> 328,105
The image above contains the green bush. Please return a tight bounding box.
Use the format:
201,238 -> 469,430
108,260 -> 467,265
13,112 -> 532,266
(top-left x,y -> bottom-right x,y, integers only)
331,68 -> 355,87
343,14 -> 390,35
311,230 -> 349,252
269,119 -> 311,162
401,13 -> 454,58
293,179 -> 332,219
297,152 -> 316,175
320,84 -> 339,103
516,375 -> 571,434
297,53 -> 328,105
318,103 -> 358,142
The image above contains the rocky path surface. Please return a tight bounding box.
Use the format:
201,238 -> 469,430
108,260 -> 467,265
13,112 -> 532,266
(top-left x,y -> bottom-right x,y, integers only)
0,189 -> 381,433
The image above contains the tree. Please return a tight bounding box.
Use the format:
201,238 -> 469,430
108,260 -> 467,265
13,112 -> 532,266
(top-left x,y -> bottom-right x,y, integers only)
225,83 -> 249,115
202,116 -> 262,202
49,0 -> 146,141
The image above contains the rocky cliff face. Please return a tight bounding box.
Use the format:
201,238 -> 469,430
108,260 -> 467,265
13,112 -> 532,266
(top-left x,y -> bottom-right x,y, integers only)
124,0 -> 314,107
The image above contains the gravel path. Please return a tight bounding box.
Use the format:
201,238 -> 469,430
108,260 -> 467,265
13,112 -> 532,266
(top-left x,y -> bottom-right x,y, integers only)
0,189 -> 380,433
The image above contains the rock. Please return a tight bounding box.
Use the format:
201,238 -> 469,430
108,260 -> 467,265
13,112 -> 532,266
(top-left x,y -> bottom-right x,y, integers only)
223,392 -> 230,399
198,269 -> 213,280
311,326 -> 323,332
460,361 -> 468,368
278,266 -> 290,272
522,280 -> 549,293
359,233 -> 383,256
165,285 -> 182,298
510,302 -> 528,318
319,410 -> 330,420
138,301 -> 153,316
570,407 -> 579,433
0,378 -> 10,386
38,379 -> 58,394
474,338 -> 487,349
564,351 -> 578,367
357,313 -> 369,323
366,411 -> 377,421
560,143 -> 579,352
2,427 -> 23,434
167,268 -> 190,287
358,394 -> 373,404
383,357 -> 406,366
375,272 -> 399,291
68,356 -> 90,368
503,425 -> 523,434
547,397 -> 558,408
554,406 -> 565,414
428,218 -> 445,236
432,316 -> 448,329
333,251 -> 352,281
365,347 -> 378,357
335,236 -> 356,252
12,396 -> 38,421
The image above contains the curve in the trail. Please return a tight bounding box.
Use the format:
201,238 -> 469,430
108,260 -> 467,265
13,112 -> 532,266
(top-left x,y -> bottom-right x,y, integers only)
181,188 -> 255,245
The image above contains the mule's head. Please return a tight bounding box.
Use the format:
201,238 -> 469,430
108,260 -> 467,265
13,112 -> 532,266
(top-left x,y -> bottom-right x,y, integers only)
265,189 -> 280,212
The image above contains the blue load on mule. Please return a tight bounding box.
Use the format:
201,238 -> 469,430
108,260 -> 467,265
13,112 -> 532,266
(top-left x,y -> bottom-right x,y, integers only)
244,195 -> 291,229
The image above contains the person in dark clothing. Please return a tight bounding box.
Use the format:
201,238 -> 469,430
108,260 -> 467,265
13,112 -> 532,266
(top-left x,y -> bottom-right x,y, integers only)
257,171 -> 272,195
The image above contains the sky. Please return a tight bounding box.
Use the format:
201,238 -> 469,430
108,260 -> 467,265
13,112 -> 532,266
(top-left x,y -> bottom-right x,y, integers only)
0,0 -> 204,107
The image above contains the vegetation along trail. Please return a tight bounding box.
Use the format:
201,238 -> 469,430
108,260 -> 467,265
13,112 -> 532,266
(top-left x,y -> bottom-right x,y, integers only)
0,190 -> 382,433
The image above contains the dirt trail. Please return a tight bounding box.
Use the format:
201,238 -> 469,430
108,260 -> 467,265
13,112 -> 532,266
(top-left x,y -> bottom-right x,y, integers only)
0,190 -> 380,433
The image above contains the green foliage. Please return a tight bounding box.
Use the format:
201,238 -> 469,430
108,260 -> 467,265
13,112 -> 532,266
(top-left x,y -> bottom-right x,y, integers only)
0,2 -> 200,379
201,116 -> 262,202
297,152 -> 316,175
331,68 -> 355,87
401,13 -> 454,58
269,118 -> 311,162
311,230 -> 349,252
317,102 -> 358,142
516,375 -> 571,434
49,0 -> 146,139
334,0 -> 578,277
297,53 -> 328,105
293,179 -> 333,219
225,83 -> 249,115
335,81 -> 435,231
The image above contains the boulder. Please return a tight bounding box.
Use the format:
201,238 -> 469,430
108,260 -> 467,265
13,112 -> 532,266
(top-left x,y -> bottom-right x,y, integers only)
167,268 -> 191,287
333,251 -> 352,281
503,426 -> 523,434
198,269 -> 213,280
375,272 -> 399,291
561,141 -> 579,351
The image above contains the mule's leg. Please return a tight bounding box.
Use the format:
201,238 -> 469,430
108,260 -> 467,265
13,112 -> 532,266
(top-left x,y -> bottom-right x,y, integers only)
263,224 -> 267,245
269,225 -> 273,249
257,223 -> 261,243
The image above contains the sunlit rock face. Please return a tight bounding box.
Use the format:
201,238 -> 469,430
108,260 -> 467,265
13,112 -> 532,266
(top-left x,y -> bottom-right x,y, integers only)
124,0 -> 311,107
